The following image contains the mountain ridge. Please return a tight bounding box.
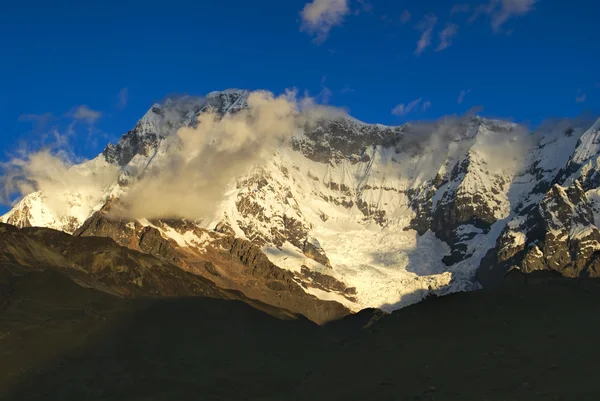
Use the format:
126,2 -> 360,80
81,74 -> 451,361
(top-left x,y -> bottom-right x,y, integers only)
3,89 -> 600,314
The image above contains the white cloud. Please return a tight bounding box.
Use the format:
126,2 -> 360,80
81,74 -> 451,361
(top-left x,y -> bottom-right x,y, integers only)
0,149 -> 119,213
73,105 -> 102,124
458,89 -> 472,104
576,89 -> 587,103
119,90 -> 345,219
436,24 -> 459,51
392,98 -> 423,116
415,14 -> 438,55
470,0 -> 538,31
300,0 -> 350,44
422,101 -> 432,111
117,88 -> 128,110
451,4 -> 470,15
400,10 -> 411,24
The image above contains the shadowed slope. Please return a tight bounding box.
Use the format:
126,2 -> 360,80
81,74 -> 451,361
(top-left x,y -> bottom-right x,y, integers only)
2,266 -> 600,400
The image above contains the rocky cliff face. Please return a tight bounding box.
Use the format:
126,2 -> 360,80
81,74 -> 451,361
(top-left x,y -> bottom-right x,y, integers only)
2,89 -> 600,313
71,204 -> 349,324
480,119 -> 600,284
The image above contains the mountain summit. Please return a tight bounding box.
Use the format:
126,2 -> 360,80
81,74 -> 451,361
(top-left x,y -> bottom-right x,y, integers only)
3,89 -> 600,314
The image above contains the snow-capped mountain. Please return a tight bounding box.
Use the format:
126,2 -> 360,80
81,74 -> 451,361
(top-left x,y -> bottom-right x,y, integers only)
3,89 -> 600,314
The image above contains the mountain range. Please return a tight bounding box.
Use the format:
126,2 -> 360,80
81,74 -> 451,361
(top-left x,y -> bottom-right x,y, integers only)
3,89 -> 600,319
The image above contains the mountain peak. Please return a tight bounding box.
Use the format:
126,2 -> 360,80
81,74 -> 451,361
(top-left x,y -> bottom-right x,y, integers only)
206,88 -> 249,98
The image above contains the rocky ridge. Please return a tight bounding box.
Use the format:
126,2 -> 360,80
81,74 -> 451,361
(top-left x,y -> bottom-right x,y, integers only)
3,89 -> 600,312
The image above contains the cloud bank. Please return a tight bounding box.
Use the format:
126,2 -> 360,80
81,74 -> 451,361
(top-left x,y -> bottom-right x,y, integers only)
4,89 -> 581,227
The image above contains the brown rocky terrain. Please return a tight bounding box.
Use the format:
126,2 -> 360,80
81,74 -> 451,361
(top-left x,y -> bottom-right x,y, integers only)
1,222 -> 348,325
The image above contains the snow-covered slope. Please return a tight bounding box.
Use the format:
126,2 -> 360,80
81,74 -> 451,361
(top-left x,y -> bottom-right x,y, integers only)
3,90 -> 600,312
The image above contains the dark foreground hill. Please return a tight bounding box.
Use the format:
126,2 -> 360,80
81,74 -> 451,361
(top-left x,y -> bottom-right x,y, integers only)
2,250 -> 600,400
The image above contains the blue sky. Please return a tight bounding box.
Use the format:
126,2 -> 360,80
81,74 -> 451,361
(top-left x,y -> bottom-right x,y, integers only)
0,0 -> 599,213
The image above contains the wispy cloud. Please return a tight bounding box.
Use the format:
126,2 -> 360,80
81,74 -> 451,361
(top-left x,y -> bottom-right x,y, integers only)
470,0 -> 538,31
436,24 -> 459,51
576,89 -> 587,103
400,10 -> 411,24
451,4 -> 470,15
493,0 -> 538,31
300,0 -> 350,44
415,14 -> 438,55
18,112 -> 54,131
469,1 -> 497,23
392,98 -> 423,116
458,89 -> 472,104
422,101 -> 432,111
116,88 -> 128,110
11,106 -> 107,170
73,105 -> 102,124
340,86 -> 355,94
317,75 -> 333,104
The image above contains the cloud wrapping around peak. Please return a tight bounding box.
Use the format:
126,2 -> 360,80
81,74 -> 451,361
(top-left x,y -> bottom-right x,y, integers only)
121,90 -> 346,219
436,24 -> 459,51
415,14 -> 438,55
0,149 -> 119,214
300,0 -> 350,44
73,105 -> 102,124
392,98 -> 423,116
3,90 -> 347,220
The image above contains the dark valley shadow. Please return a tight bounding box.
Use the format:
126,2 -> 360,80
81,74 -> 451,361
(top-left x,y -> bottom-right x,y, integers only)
5,266 -> 600,401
